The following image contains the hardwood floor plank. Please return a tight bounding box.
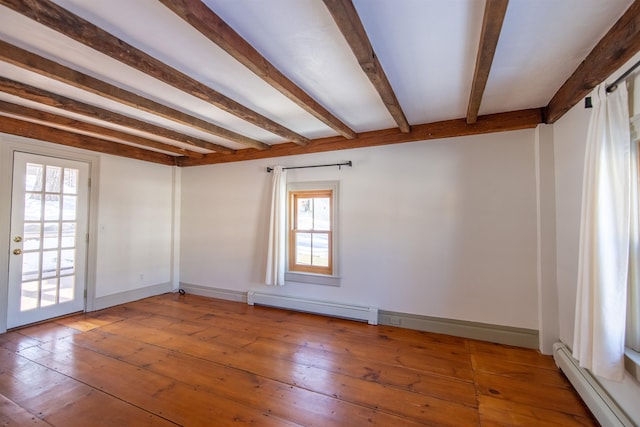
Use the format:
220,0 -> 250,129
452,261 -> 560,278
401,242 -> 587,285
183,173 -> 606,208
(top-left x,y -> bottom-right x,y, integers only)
0,294 -> 596,426
0,393 -> 51,426
478,395 -> 597,427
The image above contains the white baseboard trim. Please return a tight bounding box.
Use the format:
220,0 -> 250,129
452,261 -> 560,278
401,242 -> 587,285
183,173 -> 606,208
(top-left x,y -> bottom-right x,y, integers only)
179,283 -> 247,303
91,282 -> 172,311
379,310 -> 539,349
553,342 -> 634,427
247,291 -> 378,325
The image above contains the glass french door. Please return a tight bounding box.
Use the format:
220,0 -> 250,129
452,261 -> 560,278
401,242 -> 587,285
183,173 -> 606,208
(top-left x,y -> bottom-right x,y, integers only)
7,152 -> 89,328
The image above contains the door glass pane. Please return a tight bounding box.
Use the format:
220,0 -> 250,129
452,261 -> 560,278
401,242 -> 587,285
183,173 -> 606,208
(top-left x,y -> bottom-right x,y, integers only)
59,275 -> 75,303
22,252 -> 40,281
312,234 -> 329,267
42,251 -> 58,278
61,223 -> 76,248
44,195 -> 60,221
61,249 -> 75,276
62,195 -> 77,220
63,168 -> 78,194
297,198 -> 313,230
313,197 -> 331,231
43,223 -> 60,249
24,193 -> 42,221
23,223 -> 41,251
21,281 -> 39,311
25,163 -> 43,191
41,278 -> 58,307
295,233 -> 311,265
45,166 -> 61,193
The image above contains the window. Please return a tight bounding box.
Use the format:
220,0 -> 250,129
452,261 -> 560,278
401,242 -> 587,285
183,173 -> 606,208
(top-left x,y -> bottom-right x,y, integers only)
286,181 -> 339,285
289,189 -> 332,274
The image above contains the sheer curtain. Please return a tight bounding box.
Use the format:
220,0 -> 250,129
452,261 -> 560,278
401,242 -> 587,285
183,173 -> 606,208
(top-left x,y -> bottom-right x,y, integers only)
628,75 -> 640,353
573,82 -> 632,381
265,166 -> 287,286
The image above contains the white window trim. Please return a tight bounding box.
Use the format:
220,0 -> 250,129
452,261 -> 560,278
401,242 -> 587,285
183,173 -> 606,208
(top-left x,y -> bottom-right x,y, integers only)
285,181 -> 341,286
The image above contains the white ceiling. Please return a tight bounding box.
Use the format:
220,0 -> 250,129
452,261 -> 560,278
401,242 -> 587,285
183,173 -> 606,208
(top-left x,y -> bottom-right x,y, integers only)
0,0 -> 634,158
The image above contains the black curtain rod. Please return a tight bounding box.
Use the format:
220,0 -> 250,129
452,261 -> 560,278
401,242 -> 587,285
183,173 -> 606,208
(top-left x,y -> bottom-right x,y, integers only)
266,161 -> 352,173
606,59 -> 640,93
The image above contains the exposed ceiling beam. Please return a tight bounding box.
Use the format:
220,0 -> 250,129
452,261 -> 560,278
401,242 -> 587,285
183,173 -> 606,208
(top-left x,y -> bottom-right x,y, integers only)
0,76 -> 232,154
0,0 -> 310,146
180,108 -> 543,167
322,0 -> 410,133
0,40 -> 265,151
545,0 -> 640,124
0,115 -> 177,165
158,0 -> 357,140
0,100 -> 202,158
466,0 -> 509,124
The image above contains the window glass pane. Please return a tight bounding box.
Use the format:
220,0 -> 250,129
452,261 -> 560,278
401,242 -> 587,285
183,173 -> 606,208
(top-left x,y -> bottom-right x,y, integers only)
61,223 -> 76,248
59,275 -> 75,303
313,197 -> 331,231
42,250 -> 58,279
43,223 -> 60,249
295,232 -> 311,265
22,252 -> 40,282
297,197 -> 313,230
63,168 -> 78,194
25,163 -> 43,191
63,195 -> 77,220
61,249 -> 76,276
21,281 -> 39,311
23,223 -> 41,251
45,166 -> 62,193
44,195 -> 61,221
312,234 -> 329,267
41,278 -> 58,307
24,193 -> 42,221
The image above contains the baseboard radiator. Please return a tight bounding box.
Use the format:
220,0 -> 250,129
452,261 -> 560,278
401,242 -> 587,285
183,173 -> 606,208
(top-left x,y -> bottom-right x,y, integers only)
553,342 -> 633,427
247,291 -> 378,325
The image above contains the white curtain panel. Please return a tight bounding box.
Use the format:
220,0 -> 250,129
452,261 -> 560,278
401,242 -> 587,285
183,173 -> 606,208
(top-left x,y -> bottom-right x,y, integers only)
265,166 -> 287,286
573,82 -> 631,381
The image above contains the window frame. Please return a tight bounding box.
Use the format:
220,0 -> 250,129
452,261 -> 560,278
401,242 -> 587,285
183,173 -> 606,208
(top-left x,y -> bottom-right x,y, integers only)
289,189 -> 333,275
285,181 -> 340,285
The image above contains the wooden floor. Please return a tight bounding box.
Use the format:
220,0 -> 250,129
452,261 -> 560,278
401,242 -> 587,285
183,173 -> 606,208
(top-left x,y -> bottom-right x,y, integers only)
0,293 -> 597,426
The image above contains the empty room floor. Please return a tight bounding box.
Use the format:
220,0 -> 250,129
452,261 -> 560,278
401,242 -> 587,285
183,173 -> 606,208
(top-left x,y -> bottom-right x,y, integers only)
0,293 -> 596,426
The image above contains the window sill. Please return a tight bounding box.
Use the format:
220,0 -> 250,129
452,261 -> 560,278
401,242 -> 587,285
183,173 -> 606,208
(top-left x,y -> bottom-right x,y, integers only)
625,347 -> 640,382
285,272 -> 341,287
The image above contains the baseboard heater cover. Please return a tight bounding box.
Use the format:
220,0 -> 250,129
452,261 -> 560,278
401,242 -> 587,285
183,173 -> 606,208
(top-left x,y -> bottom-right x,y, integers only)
552,342 -> 634,427
247,291 -> 378,325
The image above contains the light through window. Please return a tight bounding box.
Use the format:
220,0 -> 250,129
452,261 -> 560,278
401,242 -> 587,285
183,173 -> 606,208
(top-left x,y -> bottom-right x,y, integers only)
289,190 -> 333,275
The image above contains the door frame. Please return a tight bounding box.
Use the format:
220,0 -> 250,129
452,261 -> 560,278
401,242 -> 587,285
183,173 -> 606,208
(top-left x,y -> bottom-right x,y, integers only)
0,134 -> 100,333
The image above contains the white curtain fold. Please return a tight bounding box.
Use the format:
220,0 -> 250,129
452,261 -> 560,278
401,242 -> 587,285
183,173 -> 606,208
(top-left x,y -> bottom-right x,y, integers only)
573,82 -> 631,381
265,166 -> 287,286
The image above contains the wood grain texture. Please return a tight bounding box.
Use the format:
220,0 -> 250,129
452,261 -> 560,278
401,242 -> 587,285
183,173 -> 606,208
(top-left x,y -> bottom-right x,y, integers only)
322,0 -> 410,133
0,293 -> 597,426
0,0 -> 309,146
545,0 -> 640,123
0,76 -> 230,153
0,40 -> 250,152
180,108 -> 543,166
159,0 -> 356,140
0,115 -> 177,165
467,0 -> 509,124
0,100 -> 203,158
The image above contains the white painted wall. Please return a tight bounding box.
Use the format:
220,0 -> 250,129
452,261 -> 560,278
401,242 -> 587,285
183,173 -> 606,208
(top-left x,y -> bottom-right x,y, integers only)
181,130 -> 539,329
552,68 -> 640,421
94,154 -> 174,298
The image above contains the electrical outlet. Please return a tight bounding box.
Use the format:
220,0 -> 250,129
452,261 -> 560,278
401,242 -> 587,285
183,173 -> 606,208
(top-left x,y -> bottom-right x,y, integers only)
388,316 -> 401,326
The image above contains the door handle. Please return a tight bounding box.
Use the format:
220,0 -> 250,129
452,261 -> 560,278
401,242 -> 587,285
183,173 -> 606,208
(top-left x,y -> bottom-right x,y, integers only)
13,249 -> 22,255
13,236 -> 22,243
